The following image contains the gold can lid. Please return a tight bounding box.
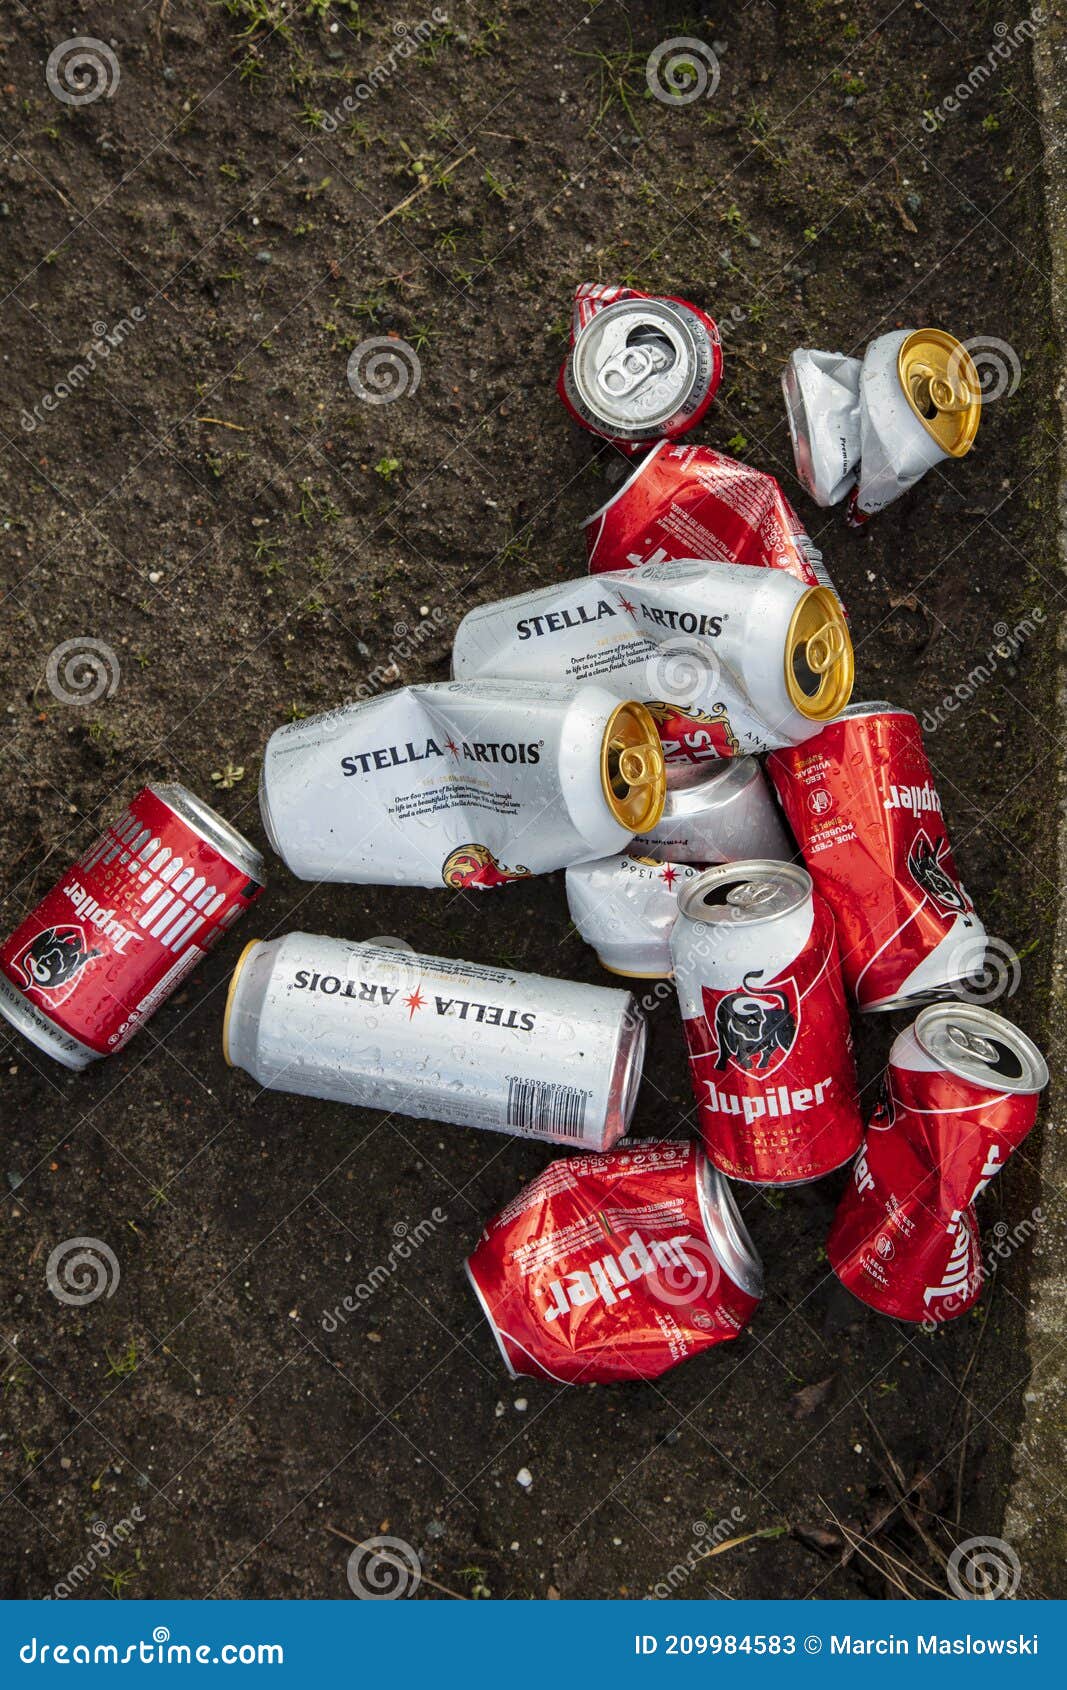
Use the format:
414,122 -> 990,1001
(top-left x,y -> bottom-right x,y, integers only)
784,588 -> 855,721
897,329 -> 982,458
601,701 -> 667,834
221,938 -> 262,1067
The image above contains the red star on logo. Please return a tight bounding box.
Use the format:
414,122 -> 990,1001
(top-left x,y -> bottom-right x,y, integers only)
404,986 -> 426,1017
618,596 -> 637,618
660,864 -> 678,888
444,738 -> 460,758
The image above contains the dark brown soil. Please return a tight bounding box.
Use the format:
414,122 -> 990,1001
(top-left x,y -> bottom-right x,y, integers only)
0,0 -> 1062,1601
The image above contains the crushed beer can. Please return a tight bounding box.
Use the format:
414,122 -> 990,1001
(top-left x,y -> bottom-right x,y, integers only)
259,680 -> 665,889
224,933 -> 646,1151
670,861 -> 862,1186
827,1005 -> 1047,1323
0,785 -> 265,1069
767,702 -> 986,1012
451,559 -> 854,767
465,1140 -> 762,1383
558,282 -> 722,454
783,329 -> 981,523
583,440 -> 838,600
565,852 -> 701,978
635,756 -> 794,861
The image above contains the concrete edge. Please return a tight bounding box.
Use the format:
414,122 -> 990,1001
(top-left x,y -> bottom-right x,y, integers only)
1001,14 -> 1067,1593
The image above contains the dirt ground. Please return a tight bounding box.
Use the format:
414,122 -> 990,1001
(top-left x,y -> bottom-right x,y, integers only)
0,0 -> 1063,1602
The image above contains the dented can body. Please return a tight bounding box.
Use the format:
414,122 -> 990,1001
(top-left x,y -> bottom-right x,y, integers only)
782,349 -> 862,508
451,561 -> 854,770
828,1005 -> 1047,1323
466,1140 -> 762,1383
670,862 -> 862,1186
635,756 -> 793,860
558,283 -> 722,453
583,440 -> 837,599
224,932 -> 646,1152
0,785 -> 265,1069
259,680 -> 665,889
565,852 -> 702,978
767,703 -> 986,1012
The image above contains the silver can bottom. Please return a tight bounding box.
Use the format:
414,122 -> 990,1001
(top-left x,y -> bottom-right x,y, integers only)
0,973 -> 98,1071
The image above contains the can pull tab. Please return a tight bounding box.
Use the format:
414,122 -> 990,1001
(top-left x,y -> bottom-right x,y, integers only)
908,359 -> 980,417
614,743 -> 658,789
804,619 -> 847,675
597,340 -> 672,399
946,1025 -> 1000,1066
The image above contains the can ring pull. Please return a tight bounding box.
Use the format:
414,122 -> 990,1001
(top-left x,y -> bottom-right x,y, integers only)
909,359 -> 977,417
614,743 -> 657,789
804,619 -> 847,675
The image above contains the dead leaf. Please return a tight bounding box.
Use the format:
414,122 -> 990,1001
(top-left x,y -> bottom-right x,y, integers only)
792,1523 -> 843,1553
787,1376 -> 835,1420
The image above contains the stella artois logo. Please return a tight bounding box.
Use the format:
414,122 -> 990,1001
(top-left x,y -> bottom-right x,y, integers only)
441,843 -> 531,891
705,968 -> 800,1078
644,698 -> 740,762
906,827 -> 969,916
10,924 -> 101,1005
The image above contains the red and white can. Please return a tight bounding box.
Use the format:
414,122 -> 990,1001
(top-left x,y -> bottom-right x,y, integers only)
767,702 -> 986,1012
670,861 -> 862,1186
466,1140 -> 762,1383
558,283 -> 722,454
583,441 -> 838,601
0,785 -> 265,1069
827,1005 -> 1047,1323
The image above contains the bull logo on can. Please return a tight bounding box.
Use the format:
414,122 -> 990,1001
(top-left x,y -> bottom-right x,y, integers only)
11,925 -> 102,1003
906,828 -> 969,917
441,844 -> 532,891
706,969 -> 799,1076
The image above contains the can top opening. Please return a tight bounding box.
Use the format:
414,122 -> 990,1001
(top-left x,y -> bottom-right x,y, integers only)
153,783 -> 266,886
572,299 -> 700,432
784,587 -> 854,720
897,330 -> 981,459
676,859 -> 812,926
915,1003 -> 1049,1095
601,701 -> 667,835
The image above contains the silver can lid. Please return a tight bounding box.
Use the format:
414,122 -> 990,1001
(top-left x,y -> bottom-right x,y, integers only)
838,700 -> 913,722
571,299 -> 700,433
152,783 -> 266,886
697,1151 -> 764,1301
915,1004 -> 1049,1096
676,860 -> 812,926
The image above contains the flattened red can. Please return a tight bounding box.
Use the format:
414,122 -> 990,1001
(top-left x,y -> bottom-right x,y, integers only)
670,862 -> 862,1185
0,785 -> 265,1069
584,441 -> 837,600
767,702 -> 985,1012
827,1005 -> 1047,1323
558,283 -> 722,454
466,1140 -> 762,1384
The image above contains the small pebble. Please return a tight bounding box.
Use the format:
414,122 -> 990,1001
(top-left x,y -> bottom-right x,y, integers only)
853,1442 -> 863,1454
513,1397 -> 528,1412
162,67 -> 177,85
494,1401 -> 505,1418
516,1467 -> 533,1489
148,570 -> 162,583
255,250 -> 273,265
426,1520 -> 445,1540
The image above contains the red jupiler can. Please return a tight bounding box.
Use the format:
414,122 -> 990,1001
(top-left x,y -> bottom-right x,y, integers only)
767,702 -> 986,1012
465,1140 -> 762,1384
827,1005 -> 1047,1323
0,785 -> 265,1069
670,861 -> 862,1186
583,440 -> 837,600
558,283 -> 722,454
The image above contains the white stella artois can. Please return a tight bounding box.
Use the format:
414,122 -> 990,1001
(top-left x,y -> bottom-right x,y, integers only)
223,934 -> 646,1151
565,853 -> 702,978
259,680 -> 666,889
451,559 -> 854,768
634,756 -> 794,861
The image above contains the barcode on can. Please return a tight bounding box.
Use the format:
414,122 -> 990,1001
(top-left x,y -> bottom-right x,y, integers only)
506,1077 -> 591,1142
